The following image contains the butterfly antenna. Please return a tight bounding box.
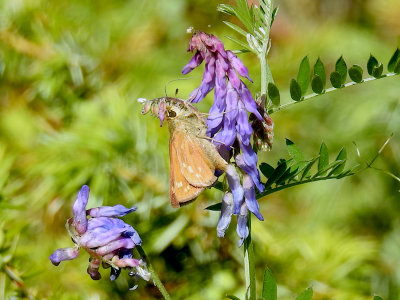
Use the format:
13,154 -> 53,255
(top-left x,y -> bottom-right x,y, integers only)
164,77 -> 200,98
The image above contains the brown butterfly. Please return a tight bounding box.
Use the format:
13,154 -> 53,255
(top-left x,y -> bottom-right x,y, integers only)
141,97 -> 228,207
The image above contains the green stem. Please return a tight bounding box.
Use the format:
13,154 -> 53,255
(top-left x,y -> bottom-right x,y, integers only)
244,215 -> 256,300
136,245 -> 171,300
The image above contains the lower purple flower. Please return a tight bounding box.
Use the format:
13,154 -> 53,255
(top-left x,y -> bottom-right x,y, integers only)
49,185 -> 150,285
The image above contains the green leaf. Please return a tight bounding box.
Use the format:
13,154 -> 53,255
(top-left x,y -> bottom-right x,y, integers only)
317,142 -> 329,175
262,268 -> 277,300
290,79 -> 302,101
313,58 -> 326,87
271,7 -> 278,26
260,162 -> 275,178
395,60 -> 400,74
367,54 -> 379,76
225,36 -> 251,52
314,160 -> 345,178
373,296 -> 383,300
268,82 -> 280,106
329,147 -> 347,175
295,287 -> 313,300
335,56 -> 347,84
223,21 -> 248,37
372,63 -> 383,78
214,181 -> 224,191
205,202 -> 222,211
217,4 -> 236,16
266,161 -> 288,186
348,65 -> 363,83
226,295 -> 241,300
297,56 -> 310,95
286,139 -> 304,162
277,165 -> 300,185
311,75 -> 324,94
300,157 -> 318,180
330,71 -> 342,88
388,48 -> 400,72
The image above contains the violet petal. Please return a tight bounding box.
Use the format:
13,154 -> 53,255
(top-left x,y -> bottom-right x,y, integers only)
49,247 -> 80,266
182,51 -> 204,74
96,238 -> 135,256
236,203 -> 249,247
225,164 -> 244,215
227,50 -> 252,82
72,185 -> 90,235
217,192 -> 234,237
87,205 -> 137,218
243,175 -> 264,220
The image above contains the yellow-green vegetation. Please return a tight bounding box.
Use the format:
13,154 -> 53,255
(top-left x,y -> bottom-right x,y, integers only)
0,0 -> 399,299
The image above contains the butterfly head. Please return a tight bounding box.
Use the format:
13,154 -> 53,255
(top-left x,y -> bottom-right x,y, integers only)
140,97 -> 202,126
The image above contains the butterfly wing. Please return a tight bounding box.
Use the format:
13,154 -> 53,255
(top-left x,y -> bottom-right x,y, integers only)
169,131 -> 205,207
176,133 -> 218,187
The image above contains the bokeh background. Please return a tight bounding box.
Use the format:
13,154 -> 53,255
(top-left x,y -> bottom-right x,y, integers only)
0,0 -> 399,299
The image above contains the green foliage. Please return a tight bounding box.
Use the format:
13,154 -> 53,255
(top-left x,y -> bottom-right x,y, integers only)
290,79 -> 302,101
348,65 -> 363,83
388,48 -> 400,72
297,56 -> 310,95
295,288 -> 313,300
262,268 -> 277,300
268,82 -> 280,106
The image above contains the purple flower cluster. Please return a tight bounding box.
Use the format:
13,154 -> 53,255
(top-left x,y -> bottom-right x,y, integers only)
182,31 -> 269,245
49,185 -> 149,283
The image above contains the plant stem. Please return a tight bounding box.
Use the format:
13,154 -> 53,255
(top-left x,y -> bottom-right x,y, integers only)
136,245 -> 171,300
244,215 -> 256,300
269,72 -> 399,114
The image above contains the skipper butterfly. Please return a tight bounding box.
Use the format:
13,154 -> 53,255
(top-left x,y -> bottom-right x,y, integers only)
142,97 -> 228,207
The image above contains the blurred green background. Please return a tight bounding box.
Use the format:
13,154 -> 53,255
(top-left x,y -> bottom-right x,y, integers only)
0,0 -> 399,299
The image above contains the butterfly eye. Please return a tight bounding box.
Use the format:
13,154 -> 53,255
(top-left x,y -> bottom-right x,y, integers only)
168,110 -> 177,118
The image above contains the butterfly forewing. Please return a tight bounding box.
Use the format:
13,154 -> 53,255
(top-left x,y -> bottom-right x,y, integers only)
177,133 -> 217,187
169,132 -> 204,207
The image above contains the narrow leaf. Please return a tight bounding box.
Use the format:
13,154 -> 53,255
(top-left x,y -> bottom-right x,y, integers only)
372,63 -> 383,78
295,287 -> 313,300
348,65 -> 363,83
301,157 -> 318,180
260,162 -> 275,178
314,160 -> 345,178
314,58 -> 326,87
262,268 -> 277,300
335,56 -> 347,84
388,48 -> 400,72
271,7 -> 278,26
297,56 -> 310,95
373,296 -> 383,300
317,142 -> 329,174
268,82 -> 280,106
223,21 -> 248,37
266,161 -> 288,186
226,295 -> 241,300
311,75 -> 324,94
290,79 -> 302,101
205,202 -> 222,211
277,166 -> 300,185
217,4 -> 236,16
330,147 -> 347,175
330,71 -> 342,88
225,36 -> 251,52
286,139 -> 304,162
367,55 -> 379,76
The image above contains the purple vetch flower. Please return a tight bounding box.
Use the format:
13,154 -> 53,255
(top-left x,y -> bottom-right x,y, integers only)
49,185 -> 149,286
183,31 -> 273,244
